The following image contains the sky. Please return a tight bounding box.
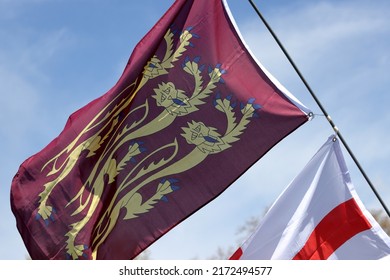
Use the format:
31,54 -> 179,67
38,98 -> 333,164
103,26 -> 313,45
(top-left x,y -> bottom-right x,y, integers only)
1,0 -> 389,260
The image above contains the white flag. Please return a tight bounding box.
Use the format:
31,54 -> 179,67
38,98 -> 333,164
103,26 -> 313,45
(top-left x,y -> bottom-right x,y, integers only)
230,135 -> 390,260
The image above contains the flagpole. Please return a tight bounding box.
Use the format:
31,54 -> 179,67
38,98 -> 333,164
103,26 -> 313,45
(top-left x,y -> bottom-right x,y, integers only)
247,0 -> 390,218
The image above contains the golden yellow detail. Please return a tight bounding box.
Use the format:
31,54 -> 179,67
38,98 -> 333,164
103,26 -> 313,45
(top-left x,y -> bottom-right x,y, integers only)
37,26 -> 258,260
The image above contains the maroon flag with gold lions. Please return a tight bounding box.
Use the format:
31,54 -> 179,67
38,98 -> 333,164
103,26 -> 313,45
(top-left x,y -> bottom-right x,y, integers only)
11,0 -> 311,259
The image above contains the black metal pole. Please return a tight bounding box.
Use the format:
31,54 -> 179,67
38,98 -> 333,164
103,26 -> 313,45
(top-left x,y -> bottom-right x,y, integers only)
247,0 -> 390,218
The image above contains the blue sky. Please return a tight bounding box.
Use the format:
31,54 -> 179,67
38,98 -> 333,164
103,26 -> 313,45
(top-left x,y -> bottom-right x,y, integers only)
1,0 -> 389,260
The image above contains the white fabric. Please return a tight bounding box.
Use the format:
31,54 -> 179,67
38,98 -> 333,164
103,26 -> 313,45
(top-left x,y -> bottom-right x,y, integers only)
237,135 -> 390,260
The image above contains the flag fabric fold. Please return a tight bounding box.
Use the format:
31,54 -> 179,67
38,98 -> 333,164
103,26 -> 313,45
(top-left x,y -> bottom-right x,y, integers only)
11,0 -> 310,259
230,135 -> 390,260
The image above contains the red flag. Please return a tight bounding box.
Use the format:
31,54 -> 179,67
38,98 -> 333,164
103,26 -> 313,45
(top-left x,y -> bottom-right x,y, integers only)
230,136 -> 390,260
11,0 -> 310,259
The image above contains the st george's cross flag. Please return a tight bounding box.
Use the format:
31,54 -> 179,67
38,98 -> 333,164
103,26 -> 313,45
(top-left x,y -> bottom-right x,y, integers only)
230,135 -> 390,260
11,0 -> 310,259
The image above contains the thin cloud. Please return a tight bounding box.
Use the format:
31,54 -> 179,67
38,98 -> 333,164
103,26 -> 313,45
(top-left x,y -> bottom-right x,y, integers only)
240,1 -> 389,74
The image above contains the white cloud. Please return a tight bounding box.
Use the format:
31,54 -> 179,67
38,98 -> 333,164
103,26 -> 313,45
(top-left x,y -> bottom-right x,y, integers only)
240,1 -> 389,85
0,26 -> 75,148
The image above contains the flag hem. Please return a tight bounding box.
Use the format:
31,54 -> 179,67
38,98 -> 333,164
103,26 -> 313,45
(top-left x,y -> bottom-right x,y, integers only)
222,0 -> 311,117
